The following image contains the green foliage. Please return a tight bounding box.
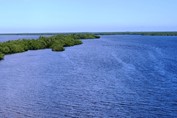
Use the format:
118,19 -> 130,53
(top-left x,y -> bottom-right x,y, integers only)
74,40 -> 83,45
0,52 -> 4,60
0,33 -> 100,61
9,44 -> 25,53
0,46 -> 10,54
51,44 -> 65,51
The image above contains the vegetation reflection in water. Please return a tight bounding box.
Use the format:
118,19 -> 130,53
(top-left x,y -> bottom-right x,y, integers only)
0,34 -> 100,60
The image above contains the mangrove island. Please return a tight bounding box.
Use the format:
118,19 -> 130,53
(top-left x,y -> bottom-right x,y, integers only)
0,33 -> 100,60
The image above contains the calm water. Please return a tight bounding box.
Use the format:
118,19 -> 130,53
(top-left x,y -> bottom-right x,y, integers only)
0,35 -> 177,118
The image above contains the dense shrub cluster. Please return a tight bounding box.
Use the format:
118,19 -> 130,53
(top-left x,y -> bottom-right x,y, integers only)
0,33 -> 100,60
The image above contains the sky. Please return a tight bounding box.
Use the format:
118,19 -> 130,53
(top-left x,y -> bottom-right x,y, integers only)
0,0 -> 177,33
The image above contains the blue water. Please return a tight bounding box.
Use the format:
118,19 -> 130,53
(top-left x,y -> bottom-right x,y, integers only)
0,35 -> 177,117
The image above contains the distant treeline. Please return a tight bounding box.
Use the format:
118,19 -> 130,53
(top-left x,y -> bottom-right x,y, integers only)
0,34 -> 100,60
1,32 -> 177,36
93,32 -> 177,36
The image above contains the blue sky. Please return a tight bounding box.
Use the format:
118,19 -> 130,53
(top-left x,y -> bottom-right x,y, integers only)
0,0 -> 177,33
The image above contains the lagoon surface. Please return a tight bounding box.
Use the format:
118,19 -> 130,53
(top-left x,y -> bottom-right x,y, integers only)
0,35 -> 177,117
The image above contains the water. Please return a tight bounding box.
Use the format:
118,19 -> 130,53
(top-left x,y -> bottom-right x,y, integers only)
0,35 -> 177,117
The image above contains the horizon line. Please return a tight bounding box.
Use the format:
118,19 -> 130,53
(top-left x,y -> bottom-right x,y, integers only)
0,31 -> 177,35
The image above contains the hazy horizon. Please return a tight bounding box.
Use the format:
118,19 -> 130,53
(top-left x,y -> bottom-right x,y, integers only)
1,0 -> 177,33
